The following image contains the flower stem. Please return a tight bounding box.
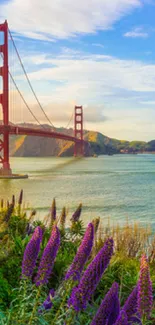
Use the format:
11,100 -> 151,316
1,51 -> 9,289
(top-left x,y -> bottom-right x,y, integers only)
65,309 -> 76,325
28,286 -> 42,325
51,281 -> 73,325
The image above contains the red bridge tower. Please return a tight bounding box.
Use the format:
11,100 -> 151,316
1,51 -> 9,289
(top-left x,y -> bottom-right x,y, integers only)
74,105 -> 84,156
0,21 -> 85,177
0,20 -> 11,175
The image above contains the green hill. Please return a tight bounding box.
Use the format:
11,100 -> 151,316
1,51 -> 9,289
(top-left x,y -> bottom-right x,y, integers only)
8,123 -> 153,157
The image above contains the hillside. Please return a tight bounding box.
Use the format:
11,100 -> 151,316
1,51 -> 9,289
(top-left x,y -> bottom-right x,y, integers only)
8,123 -> 155,157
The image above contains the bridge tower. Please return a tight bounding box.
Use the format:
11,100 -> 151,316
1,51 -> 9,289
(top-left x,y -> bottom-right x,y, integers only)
0,20 -> 12,175
74,105 -> 84,156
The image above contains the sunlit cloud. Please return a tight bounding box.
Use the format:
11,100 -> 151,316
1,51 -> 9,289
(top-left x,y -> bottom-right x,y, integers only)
0,0 -> 142,40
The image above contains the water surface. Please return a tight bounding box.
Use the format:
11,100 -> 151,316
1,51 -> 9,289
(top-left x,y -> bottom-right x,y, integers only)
1,154 -> 155,228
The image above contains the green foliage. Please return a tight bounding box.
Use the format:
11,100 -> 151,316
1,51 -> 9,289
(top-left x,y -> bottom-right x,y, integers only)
0,198 -> 155,324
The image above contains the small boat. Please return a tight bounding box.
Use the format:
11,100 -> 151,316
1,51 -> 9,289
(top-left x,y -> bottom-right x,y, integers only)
93,154 -> 98,158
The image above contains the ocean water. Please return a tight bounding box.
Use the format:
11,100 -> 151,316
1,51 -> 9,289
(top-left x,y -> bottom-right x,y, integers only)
1,154 -> 155,228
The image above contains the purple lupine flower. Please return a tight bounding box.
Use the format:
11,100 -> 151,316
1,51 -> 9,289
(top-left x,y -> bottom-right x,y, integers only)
35,226 -> 60,286
90,282 -> 119,325
92,217 -> 100,234
43,289 -> 55,310
4,203 -> 14,222
22,226 -> 42,278
25,223 -> 33,236
138,254 -> 153,319
123,286 -> 138,320
12,195 -> 15,207
68,237 -> 114,311
50,198 -> 56,226
114,311 -> 128,325
107,287 -> 120,325
18,189 -> 23,205
70,203 -> 82,223
65,223 -> 94,281
60,207 -> 66,231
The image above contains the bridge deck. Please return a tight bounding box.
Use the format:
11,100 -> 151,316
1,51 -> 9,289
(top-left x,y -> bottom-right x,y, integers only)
0,125 -> 84,144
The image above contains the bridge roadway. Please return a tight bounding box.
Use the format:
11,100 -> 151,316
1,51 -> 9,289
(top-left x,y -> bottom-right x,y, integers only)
0,124 -> 85,144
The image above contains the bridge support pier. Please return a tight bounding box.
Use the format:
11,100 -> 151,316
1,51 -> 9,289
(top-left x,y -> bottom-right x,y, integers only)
74,105 -> 84,157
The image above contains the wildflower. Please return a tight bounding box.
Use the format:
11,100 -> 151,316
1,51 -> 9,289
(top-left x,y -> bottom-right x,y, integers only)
60,207 -> 66,231
65,223 -> 94,281
92,217 -> 100,233
123,286 -> 138,320
70,203 -> 82,223
35,226 -> 60,286
25,223 -> 33,236
90,282 -> 120,325
12,195 -> 15,207
42,289 -> 55,310
68,237 -> 114,311
114,311 -> 128,325
29,210 -> 36,220
138,254 -> 153,319
18,189 -> 23,205
22,226 -> 42,278
50,198 -> 56,228
4,203 -> 14,222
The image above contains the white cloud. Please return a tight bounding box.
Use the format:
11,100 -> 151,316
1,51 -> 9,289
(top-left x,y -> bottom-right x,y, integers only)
0,0 -> 142,40
17,52 -> 155,95
10,50 -> 155,141
124,27 -> 149,38
92,43 -> 104,48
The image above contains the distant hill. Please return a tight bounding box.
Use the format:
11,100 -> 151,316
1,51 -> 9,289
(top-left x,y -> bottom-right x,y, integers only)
8,123 -> 155,157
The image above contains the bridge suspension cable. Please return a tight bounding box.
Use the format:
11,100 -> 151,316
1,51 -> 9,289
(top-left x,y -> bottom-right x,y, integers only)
1,51 -> 46,127
8,70 -> 44,127
64,112 -> 74,130
2,27 -> 77,134
8,29 -> 55,128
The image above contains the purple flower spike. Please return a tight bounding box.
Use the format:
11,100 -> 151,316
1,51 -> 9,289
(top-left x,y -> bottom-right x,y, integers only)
18,189 -> 23,205
65,223 -> 94,281
35,226 -> 60,286
90,282 -> 119,325
70,203 -> 82,222
68,237 -> 114,311
123,286 -> 138,320
22,226 -> 42,278
50,198 -> 56,225
114,311 -> 128,325
138,254 -> 153,319
43,289 -> 55,310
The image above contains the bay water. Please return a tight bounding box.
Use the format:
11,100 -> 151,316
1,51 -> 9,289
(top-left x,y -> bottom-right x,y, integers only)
1,154 -> 155,229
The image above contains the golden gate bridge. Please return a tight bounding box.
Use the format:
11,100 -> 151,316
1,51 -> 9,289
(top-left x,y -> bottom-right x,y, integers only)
0,21 -> 86,178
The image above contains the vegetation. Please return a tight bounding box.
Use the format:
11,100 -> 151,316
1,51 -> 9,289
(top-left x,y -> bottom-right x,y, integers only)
0,191 -> 155,324
9,125 -> 155,157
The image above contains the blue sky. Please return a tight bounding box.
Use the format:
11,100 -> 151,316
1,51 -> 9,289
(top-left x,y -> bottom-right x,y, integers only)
0,0 -> 155,140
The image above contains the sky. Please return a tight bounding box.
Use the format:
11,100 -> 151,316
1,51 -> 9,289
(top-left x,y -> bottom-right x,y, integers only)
0,0 -> 155,141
